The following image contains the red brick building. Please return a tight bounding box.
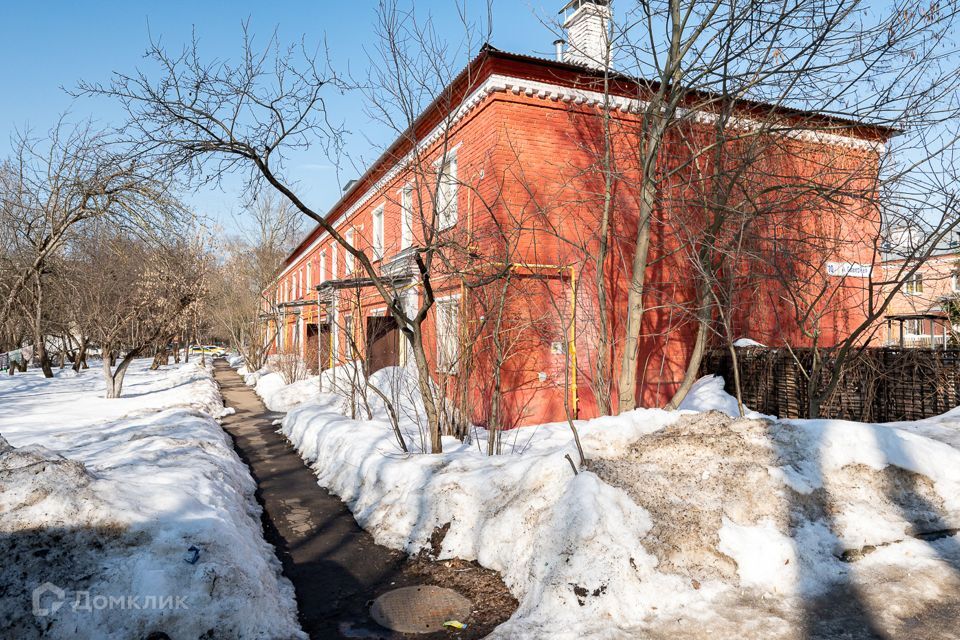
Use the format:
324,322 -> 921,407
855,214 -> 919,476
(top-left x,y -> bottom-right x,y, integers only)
264,3 -> 892,428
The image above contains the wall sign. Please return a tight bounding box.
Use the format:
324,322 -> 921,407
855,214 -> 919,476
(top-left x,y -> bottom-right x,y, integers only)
826,262 -> 872,278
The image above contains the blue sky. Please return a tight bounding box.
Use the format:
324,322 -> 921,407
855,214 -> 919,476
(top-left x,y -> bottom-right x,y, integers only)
0,1 -> 559,235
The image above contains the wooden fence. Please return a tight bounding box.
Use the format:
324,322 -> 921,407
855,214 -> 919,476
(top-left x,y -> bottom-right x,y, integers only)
700,347 -> 960,422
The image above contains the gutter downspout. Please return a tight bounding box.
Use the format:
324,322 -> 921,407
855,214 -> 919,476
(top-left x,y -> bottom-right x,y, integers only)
567,265 -> 579,418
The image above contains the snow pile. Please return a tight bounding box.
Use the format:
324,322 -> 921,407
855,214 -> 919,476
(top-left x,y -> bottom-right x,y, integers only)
282,396 -> 684,637
678,375 -> 768,419
241,359 -> 426,417
592,413 -> 960,590
733,337 -> 766,348
275,365 -> 960,638
0,361 -> 303,640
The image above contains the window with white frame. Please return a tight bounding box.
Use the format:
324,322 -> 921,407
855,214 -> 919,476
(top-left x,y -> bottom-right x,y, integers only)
952,270 -> 960,293
905,273 -> 924,295
298,269 -> 304,298
436,152 -> 458,231
399,289 -> 417,364
435,296 -> 461,373
329,298 -> 339,361
345,228 -> 355,273
372,205 -> 385,260
343,314 -> 353,357
331,244 -> 338,279
400,184 -> 413,249
306,263 -> 312,289
319,249 -> 327,282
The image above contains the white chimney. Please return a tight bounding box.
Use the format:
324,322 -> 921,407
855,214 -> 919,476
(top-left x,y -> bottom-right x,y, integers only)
560,0 -> 611,69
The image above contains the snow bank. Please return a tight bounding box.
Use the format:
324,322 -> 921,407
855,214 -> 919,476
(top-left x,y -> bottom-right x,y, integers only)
677,375 -> 768,419
274,367 -> 960,638
255,374 -> 324,413
0,361 -> 303,640
282,392 -> 685,638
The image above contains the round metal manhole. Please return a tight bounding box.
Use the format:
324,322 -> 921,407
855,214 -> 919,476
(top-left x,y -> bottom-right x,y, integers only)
370,585 -> 472,634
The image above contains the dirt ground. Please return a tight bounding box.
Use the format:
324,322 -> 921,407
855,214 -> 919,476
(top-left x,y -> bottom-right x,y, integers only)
588,411 -> 960,640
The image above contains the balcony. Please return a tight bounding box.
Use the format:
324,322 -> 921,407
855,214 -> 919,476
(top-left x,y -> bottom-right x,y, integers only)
380,246 -> 420,279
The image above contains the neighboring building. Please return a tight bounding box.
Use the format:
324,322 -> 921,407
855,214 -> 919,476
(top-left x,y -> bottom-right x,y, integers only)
262,0 -> 893,428
877,249 -> 960,348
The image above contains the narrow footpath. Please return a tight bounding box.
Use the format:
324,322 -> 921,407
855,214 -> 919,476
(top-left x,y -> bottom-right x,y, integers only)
212,361 -> 408,639
212,361 -> 516,639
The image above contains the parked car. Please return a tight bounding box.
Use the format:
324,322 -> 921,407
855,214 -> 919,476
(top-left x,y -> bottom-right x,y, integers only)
189,345 -> 226,357
206,345 -> 227,357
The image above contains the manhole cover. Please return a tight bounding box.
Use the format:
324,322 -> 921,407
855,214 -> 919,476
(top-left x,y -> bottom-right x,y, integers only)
370,585 -> 472,634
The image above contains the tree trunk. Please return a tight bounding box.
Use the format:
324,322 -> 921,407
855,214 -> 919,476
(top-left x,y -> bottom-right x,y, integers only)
103,348 -> 141,399
35,339 -> 54,378
728,340 -> 745,417
409,328 -> 442,453
616,182 -> 655,413
150,344 -> 168,370
664,294 -> 712,410
73,338 -> 88,373
594,72 -> 616,417
32,271 -> 54,379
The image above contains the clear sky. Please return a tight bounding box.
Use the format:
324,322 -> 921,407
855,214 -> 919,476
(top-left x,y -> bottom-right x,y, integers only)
0,0 -> 560,236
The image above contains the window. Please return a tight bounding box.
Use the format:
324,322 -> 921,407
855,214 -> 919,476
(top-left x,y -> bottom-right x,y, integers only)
331,244 -> 338,280
330,298 -> 338,353
399,289 -> 418,365
306,263 -> 312,290
343,314 -> 353,357
298,269 -> 304,298
319,249 -> 327,283
400,184 -> 413,249
905,273 -> 924,295
344,228 -> 355,273
372,205 -> 385,260
952,271 -> 960,293
436,153 -> 458,230
436,296 -> 461,373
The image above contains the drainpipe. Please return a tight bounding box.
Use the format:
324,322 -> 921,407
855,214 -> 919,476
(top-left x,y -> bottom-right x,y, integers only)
567,265 -> 579,418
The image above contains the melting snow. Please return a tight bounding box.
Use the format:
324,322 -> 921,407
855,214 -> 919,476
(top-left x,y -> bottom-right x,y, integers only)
0,360 -> 303,640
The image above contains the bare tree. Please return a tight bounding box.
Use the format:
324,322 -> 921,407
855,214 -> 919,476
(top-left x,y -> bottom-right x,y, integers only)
591,0 -> 960,413
70,221 -> 209,398
80,3 -> 505,452
210,192 -> 302,371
